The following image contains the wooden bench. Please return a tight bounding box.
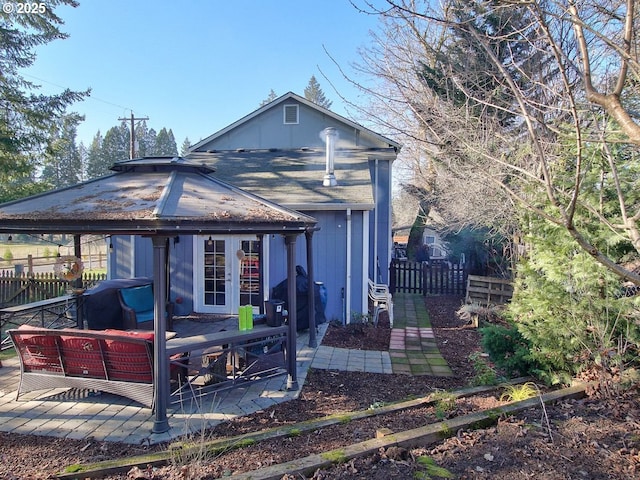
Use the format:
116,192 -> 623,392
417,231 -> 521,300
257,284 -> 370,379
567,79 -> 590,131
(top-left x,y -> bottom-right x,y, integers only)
9,326 -> 157,408
166,323 -> 289,402
368,279 -> 393,327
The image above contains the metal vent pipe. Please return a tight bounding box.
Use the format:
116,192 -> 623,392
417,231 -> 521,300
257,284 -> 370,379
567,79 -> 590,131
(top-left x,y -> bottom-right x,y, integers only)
323,127 -> 338,187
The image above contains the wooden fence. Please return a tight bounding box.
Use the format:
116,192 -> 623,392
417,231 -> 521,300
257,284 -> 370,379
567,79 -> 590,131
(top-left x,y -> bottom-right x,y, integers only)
0,272 -> 106,306
389,260 -> 468,296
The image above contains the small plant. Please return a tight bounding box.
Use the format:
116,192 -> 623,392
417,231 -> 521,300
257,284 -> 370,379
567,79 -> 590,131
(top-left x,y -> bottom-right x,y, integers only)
414,455 -> 455,479
350,310 -> 372,324
438,422 -> 452,439
468,352 -> 500,386
368,401 -> 385,410
431,391 -> 456,419
288,428 -> 302,437
499,382 -> 539,402
3,248 -> 13,262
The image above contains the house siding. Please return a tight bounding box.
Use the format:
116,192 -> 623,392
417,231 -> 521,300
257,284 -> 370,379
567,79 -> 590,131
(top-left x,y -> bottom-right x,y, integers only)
368,157 -> 393,284
197,99 -> 383,151
265,209 -> 365,324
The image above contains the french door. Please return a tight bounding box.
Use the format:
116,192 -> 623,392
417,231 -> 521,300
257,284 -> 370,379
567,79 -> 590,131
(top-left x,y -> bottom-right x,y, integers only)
194,235 -> 262,314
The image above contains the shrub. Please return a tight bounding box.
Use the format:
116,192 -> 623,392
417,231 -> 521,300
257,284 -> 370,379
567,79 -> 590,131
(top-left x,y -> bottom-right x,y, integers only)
468,352 -> 501,386
481,324 -> 539,378
508,217 -> 640,388
3,248 -> 13,261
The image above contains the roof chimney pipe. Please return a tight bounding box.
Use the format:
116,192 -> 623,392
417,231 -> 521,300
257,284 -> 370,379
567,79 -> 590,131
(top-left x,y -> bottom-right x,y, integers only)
323,127 -> 338,187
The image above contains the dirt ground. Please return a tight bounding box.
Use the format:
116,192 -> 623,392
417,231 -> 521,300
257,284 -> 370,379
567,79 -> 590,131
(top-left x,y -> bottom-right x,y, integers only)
0,296 -> 638,479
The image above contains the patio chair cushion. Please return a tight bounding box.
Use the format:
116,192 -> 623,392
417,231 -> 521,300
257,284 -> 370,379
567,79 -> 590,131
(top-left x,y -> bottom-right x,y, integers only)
119,284 -> 154,323
58,334 -> 106,378
15,325 -> 61,372
102,329 -> 154,383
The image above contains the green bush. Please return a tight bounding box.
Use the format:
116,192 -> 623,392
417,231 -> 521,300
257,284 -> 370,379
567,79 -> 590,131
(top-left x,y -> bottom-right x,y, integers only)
508,216 -> 640,387
3,248 -> 13,261
481,324 -> 539,378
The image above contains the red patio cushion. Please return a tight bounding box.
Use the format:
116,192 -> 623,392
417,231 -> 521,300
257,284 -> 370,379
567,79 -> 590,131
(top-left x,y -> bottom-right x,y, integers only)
102,329 -> 154,383
58,335 -> 106,378
15,325 -> 62,373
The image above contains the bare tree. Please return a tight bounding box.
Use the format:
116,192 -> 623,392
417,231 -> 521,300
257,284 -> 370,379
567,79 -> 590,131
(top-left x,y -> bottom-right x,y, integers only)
346,0 -> 640,284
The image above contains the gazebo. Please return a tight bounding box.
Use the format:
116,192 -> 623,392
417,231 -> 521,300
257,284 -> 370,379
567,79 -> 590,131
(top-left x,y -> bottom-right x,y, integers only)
0,157 -> 317,432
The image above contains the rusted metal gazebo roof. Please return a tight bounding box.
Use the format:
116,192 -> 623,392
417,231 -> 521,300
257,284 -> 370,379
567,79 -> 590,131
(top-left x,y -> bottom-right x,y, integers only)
0,156 -> 316,234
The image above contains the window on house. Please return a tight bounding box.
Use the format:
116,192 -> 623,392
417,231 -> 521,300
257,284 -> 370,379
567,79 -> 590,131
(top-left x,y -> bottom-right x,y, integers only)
283,104 -> 299,124
425,235 -> 435,245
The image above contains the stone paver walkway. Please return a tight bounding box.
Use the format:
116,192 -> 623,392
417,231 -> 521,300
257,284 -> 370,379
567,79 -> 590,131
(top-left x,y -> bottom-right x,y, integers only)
388,293 -> 453,376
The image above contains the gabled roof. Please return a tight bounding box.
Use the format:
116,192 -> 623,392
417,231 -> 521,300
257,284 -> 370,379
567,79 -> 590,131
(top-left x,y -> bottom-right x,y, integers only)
187,147 -> 396,210
0,157 -> 316,235
190,92 -> 401,152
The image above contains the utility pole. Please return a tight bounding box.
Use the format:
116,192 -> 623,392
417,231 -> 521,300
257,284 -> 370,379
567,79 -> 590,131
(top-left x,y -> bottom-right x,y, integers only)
118,111 -> 149,159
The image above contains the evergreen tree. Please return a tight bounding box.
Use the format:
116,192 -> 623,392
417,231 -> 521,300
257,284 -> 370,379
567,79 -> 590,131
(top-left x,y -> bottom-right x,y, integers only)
145,128 -> 158,157
154,128 -> 178,156
180,137 -> 191,156
304,76 -> 332,109
508,215 -> 640,385
134,120 -> 151,157
41,114 -> 83,188
259,89 -> 278,107
85,131 -> 105,179
166,129 -> 178,156
77,141 -> 87,181
0,0 -> 88,201
101,123 -> 130,165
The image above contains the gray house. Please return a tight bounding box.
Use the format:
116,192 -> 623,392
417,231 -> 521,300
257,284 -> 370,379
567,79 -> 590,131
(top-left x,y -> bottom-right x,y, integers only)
109,92 -> 400,323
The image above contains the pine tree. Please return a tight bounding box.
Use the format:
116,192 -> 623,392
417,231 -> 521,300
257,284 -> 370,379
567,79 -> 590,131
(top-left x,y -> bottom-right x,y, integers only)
145,128 -> 158,156
304,76 -> 332,109
134,120 -> 151,157
85,131 -> 105,180
0,0 -> 88,201
180,137 -> 191,156
101,123 -> 129,164
41,114 -> 83,188
259,89 -> 278,107
77,141 -> 87,181
166,129 -> 178,156
154,128 -> 178,156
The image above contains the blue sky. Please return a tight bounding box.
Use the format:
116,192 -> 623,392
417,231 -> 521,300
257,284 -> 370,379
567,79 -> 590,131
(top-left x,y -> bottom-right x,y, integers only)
23,0 -> 383,150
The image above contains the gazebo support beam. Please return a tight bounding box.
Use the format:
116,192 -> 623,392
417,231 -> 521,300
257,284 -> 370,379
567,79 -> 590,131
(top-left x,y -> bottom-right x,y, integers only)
305,229 -> 317,348
285,234 -> 298,390
152,236 -> 170,434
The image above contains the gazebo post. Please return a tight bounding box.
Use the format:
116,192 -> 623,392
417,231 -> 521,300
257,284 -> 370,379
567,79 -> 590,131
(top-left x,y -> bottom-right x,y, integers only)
305,229 -> 317,348
285,234 -> 298,390
152,236 -> 170,434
